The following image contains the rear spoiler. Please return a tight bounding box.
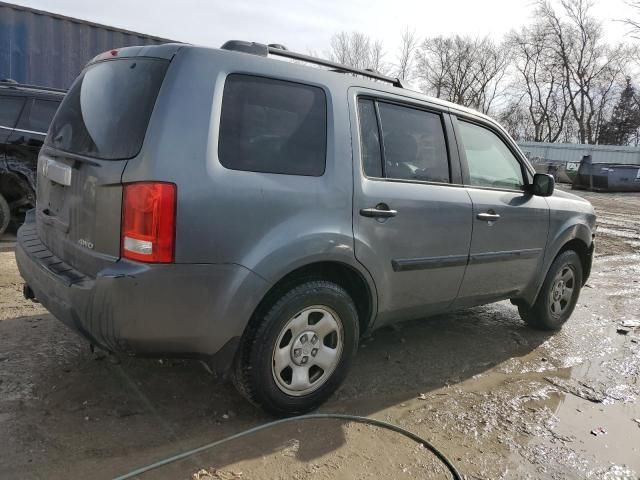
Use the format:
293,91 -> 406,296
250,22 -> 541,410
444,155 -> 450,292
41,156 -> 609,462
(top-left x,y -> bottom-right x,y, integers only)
89,43 -> 185,64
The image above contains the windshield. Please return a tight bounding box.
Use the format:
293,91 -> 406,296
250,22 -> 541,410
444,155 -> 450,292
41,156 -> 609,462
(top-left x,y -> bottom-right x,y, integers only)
47,58 -> 168,160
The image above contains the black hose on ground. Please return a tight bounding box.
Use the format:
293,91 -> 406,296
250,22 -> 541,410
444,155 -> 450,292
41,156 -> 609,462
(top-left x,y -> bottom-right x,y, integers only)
113,413 -> 463,480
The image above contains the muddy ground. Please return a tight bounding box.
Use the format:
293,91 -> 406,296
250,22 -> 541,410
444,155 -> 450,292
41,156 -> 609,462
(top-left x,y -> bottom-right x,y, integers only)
1,187 -> 639,480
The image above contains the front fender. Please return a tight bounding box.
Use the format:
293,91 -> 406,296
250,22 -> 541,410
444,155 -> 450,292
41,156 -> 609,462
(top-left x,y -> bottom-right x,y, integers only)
523,213 -> 595,305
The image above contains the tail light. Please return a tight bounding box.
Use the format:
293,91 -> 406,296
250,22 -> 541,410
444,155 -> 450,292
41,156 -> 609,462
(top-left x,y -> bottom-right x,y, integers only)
121,182 -> 176,263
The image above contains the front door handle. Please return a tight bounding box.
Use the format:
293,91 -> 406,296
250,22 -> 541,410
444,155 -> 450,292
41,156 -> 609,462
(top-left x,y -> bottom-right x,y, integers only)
477,212 -> 501,222
360,203 -> 397,218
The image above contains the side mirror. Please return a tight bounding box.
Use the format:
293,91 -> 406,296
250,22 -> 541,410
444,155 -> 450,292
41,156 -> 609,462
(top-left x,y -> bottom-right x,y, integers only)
528,173 -> 555,197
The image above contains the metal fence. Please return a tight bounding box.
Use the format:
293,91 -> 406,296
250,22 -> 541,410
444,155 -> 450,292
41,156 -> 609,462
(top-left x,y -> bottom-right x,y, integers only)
0,1 -> 176,89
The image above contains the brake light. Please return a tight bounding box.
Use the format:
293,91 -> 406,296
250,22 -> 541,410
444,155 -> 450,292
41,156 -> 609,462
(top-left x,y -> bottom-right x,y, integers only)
121,182 -> 176,263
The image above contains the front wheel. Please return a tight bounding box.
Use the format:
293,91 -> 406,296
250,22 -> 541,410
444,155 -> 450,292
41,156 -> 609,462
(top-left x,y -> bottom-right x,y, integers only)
519,250 -> 583,330
232,280 -> 359,416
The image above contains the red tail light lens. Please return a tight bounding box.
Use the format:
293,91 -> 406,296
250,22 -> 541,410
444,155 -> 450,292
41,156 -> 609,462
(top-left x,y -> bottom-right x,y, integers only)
121,182 -> 176,263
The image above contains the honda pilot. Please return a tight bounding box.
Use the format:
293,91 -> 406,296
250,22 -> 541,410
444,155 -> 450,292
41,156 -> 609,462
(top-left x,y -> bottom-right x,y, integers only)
16,41 -> 596,416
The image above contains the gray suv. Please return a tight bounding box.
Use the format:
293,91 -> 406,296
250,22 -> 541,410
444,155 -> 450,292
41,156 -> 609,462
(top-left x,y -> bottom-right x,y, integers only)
16,41 -> 596,415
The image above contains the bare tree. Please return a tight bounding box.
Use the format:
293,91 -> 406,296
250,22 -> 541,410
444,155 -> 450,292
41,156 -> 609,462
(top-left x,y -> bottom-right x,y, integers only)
396,27 -> 419,81
415,35 -> 510,114
496,94 -> 536,140
370,40 -> 386,73
537,0 -> 630,144
327,31 -> 388,74
623,0 -> 640,38
507,23 -> 570,142
322,2 -> 639,144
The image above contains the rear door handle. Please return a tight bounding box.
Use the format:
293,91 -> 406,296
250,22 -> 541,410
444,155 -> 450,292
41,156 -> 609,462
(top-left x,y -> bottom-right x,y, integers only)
360,204 -> 397,218
476,212 -> 501,222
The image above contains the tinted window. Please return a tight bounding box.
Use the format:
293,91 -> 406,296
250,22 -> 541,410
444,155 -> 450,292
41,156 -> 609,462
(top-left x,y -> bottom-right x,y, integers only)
458,121 -> 524,190
18,99 -> 59,133
378,102 -> 449,183
219,74 -> 327,176
357,98 -> 382,177
47,58 -> 169,160
0,95 -> 25,128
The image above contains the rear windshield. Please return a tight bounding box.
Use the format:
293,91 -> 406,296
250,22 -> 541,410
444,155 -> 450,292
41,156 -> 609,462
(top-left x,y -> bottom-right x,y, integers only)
47,58 -> 169,160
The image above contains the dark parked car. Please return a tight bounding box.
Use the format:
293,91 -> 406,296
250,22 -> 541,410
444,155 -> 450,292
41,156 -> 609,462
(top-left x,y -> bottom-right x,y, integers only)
16,42 -> 596,416
0,80 -> 64,236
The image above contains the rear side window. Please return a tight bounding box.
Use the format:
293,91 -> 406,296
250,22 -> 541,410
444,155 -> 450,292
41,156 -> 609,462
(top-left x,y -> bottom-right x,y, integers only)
218,74 -> 327,176
17,99 -> 60,133
378,102 -> 450,183
47,58 -> 169,160
0,95 -> 25,128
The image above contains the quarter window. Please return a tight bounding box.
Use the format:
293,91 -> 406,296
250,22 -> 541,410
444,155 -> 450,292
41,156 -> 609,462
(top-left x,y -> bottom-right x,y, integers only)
458,121 -> 524,190
218,74 -> 327,176
0,96 -> 25,128
377,102 -> 450,183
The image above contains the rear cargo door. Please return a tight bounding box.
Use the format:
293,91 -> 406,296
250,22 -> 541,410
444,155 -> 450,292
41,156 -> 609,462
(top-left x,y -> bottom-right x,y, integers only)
36,56 -> 169,277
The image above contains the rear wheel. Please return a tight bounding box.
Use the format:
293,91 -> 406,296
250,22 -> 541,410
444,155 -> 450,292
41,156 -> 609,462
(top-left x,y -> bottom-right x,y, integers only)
232,280 -> 359,416
518,250 -> 583,330
0,193 -> 10,237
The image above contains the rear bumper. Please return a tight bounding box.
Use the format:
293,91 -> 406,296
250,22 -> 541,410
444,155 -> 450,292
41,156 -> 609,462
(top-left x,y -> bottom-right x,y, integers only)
15,215 -> 268,366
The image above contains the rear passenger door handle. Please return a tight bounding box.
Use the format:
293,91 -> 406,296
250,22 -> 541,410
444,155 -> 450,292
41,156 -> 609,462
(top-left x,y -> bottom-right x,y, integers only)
360,204 -> 397,218
476,212 -> 501,222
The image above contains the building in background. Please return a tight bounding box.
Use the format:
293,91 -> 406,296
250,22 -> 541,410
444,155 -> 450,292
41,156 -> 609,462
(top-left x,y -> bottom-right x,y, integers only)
0,1 -> 176,89
518,141 -> 640,185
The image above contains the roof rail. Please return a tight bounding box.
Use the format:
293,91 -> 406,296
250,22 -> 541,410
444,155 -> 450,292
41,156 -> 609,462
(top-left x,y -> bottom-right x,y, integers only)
220,40 -> 406,89
0,79 -> 66,93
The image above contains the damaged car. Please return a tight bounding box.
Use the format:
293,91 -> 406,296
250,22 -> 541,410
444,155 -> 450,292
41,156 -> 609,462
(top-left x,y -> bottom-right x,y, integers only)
0,79 -> 64,236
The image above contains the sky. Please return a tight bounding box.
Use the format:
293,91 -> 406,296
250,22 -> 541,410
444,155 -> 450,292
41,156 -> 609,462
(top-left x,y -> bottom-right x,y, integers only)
11,0 -> 640,60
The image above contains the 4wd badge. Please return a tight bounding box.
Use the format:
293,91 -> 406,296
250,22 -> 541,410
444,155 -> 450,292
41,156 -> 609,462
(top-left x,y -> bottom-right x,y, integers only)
78,238 -> 94,250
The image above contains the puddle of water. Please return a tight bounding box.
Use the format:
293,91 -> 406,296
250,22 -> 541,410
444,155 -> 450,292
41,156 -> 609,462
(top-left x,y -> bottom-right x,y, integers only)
528,394 -> 640,474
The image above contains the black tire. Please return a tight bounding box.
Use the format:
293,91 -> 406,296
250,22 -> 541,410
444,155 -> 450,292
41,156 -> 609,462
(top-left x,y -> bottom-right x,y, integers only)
232,280 -> 359,416
0,193 -> 10,237
518,250 -> 583,330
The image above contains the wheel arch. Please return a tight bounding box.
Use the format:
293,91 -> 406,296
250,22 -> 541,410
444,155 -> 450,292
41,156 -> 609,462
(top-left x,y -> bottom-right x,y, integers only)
248,260 -> 377,337
557,238 -> 592,283
524,223 -> 593,306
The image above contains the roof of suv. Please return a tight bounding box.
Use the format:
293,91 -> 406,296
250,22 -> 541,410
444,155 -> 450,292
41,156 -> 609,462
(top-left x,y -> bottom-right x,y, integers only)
96,41 -> 492,124
0,80 -> 66,99
82,41 -> 515,156
214,41 -> 480,115
186,41 -> 495,125
200,41 -> 527,169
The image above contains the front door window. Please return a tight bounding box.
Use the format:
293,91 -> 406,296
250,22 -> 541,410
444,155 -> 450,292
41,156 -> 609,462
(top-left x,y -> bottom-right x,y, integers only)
458,121 -> 524,190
